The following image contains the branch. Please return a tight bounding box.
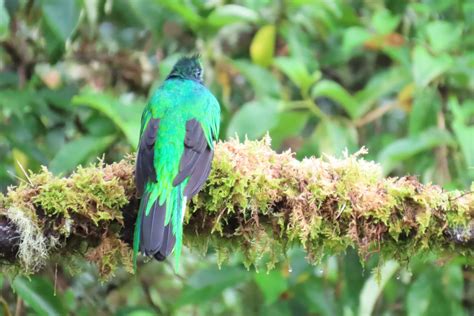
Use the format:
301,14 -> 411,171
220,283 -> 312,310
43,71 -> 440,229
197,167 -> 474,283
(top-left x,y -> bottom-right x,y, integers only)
0,137 -> 472,278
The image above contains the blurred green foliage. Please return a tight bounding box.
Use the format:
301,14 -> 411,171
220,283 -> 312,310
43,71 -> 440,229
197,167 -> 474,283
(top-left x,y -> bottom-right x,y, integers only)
0,0 -> 472,315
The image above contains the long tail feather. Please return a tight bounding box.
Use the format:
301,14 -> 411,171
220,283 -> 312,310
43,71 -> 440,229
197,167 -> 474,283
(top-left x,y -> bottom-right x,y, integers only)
135,182 -> 188,271
133,190 -> 150,272
173,191 -> 187,270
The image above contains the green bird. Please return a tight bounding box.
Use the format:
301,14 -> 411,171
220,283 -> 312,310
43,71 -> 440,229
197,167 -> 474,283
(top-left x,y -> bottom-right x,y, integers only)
133,55 -> 220,269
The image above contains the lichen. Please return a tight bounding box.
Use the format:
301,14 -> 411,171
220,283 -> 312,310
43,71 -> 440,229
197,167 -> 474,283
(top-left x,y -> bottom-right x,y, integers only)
6,207 -> 53,272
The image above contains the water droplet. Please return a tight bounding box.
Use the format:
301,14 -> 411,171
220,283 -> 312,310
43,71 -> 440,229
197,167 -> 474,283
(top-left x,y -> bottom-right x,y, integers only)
288,266 -> 293,273
396,275 -> 400,280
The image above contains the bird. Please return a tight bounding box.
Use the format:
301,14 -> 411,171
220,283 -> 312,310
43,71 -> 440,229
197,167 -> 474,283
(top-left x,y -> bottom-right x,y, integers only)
133,55 -> 220,270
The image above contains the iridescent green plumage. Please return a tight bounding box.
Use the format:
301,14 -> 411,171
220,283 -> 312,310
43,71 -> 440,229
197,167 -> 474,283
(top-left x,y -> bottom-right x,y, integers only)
133,56 -> 220,270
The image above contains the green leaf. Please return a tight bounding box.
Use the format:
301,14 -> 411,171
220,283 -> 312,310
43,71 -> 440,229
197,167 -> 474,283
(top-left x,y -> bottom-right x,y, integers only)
158,0 -> 203,29
0,0 -> 10,40
449,98 -> 474,178
355,67 -> 410,118
250,25 -> 276,67
232,60 -> 281,98
274,57 -> 320,96
425,21 -> 463,53
207,5 -> 259,27
407,271 -> 432,316
0,89 -> 34,116
176,266 -> 249,307
293,278 -> 335,316
115,307 -> 156,316
377,128 -> 455,174
72,90 -> 145,148
342,27 -> 370,57
358,260 -> 399,316
269,111 -> 309,149
84,115 -> 118,137
282,24 -> 319,71
49,135 -> 116,174
371,9 -> 400,35
227,99 -> 280,139
254,270 -> 288,305
342,249 -> 364,311
412,46 -> 453,88
13,276 -> 66,316
313,119 -> 358,156
312,80 -> 358,119
409,89 -> 441,136
40,0 -> 80,61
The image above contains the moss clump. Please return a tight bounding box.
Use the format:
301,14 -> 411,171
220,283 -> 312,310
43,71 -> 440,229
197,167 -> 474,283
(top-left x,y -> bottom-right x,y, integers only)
86,234 -> 133,280
0,137 -> 472,279
188,137 -> 473,270
1,159 -> 135,276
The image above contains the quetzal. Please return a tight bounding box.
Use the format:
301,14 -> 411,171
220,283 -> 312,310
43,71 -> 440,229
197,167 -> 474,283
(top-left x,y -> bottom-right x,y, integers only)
133,55 -> 220,269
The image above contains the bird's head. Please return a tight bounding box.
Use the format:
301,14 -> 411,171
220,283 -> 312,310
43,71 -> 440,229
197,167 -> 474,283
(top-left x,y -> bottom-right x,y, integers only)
167,55 -> 203,83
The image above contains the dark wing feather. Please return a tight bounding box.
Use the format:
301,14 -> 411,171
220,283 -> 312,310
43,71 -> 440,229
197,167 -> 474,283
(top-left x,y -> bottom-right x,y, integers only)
140,197 -> 166,256
184,148 -> 213,197
172,119 -> 214,198
135,118 -> 159,195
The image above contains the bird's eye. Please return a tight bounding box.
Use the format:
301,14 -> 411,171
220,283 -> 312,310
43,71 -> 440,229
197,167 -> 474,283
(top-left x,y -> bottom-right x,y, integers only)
195,69 -> 202,79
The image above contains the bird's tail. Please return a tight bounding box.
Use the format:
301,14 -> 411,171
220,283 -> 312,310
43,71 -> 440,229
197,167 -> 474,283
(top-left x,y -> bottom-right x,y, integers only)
133,183 -> 186,271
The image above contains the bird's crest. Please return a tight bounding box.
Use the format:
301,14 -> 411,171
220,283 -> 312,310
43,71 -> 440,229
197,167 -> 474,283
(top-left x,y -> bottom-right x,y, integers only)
167,54 -> 203,83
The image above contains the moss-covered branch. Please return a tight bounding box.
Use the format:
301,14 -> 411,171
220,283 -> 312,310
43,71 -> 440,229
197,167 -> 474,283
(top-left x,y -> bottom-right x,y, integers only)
0,137 -> 473,278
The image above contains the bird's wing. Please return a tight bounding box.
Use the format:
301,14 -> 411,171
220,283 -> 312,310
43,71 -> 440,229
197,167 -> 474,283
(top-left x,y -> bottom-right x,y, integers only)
172,119 -> 214,197
135,117 -> 160,195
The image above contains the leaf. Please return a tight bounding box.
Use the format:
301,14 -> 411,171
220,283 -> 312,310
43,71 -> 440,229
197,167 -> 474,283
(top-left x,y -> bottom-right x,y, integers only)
342,27 -> 371,57
72,90 -> 145,148
425,21 -> 462,53
371,9 -> 400,35
84,115 -> 118,137
158,0 -> 203,29
49,135 -> 116,174
409,89 -> 441,136
13,276 -> 66,316
269,111 -> 309,149
176,266 -> 249,307
406,271 -> 432,316
40,0 -> 80,61
232,60 -> 281,98
358,260 -> 399,316
312,80 -> 358,119
12,148 -> 29,179
355,67 -> 410,117
254,270 -> 288,305
227,99 -> 279,139
250,25 -> 276,67
207,5 -> 259,27
0,89 -> 34,116
115,307 -> 156,316
377,128 -> 455,174
282,24 -> 319,71
449,98 -> 474,178
274,57 -> 320,96
313,119 -> 358,156
342,249 -> 365,311
0,0 -> 10,40
293,278 -> 336,316
412,46 -> 453,88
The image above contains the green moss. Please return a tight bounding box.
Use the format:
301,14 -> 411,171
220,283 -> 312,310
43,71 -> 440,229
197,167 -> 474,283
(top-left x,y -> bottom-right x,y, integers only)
0,138 -> 472,279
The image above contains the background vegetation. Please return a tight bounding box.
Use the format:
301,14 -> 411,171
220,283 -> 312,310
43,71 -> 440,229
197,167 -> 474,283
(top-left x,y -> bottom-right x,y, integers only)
0,0 -> 473,315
